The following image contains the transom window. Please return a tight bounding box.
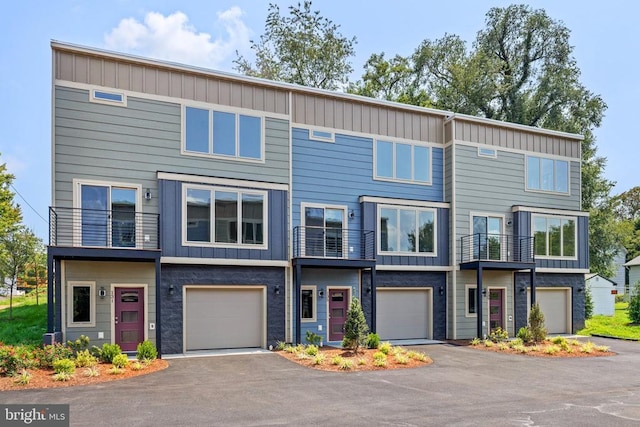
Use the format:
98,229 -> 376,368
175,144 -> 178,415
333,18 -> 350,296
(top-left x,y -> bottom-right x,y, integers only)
527,156 -> 569,193
68,282 -> 95,327
379,206 -> 435,255
301,286 -> 316,322
184,106 -> 263,160
309,129 -> 334,142
533,215 -> 576,258
375,140 -> 431,184
184,185 -> 267,247
90,89 -> 126,106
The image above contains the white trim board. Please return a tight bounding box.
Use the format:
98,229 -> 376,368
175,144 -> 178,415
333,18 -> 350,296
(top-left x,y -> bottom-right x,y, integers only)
157,172 -> 289,191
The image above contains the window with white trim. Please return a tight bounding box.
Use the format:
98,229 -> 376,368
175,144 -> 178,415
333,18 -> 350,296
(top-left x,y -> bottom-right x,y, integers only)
91,89 -> 126,106
532,215 -> 576,258
184,106 -> 263,160
379,206 -> 436,255
526,156 -> 569,193
184,185 -> 267,247
466,285 -> 477,316
309,129 -> 334,143
301,286 -> 316,322
478,147 -> 497,158
375,140 -> 431,184
68,282 -> 95,327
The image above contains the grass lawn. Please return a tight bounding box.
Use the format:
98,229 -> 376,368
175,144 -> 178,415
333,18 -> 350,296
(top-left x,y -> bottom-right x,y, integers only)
578,302 -> 640,341
0,290 -> 47,346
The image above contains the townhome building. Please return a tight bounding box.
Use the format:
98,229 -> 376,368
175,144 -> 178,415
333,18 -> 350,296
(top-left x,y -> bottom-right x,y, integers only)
46,41 -> 588,354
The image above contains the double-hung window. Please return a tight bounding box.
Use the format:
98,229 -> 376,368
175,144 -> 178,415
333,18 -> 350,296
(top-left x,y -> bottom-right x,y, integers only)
379,206 -> 436,255
532,215 -> 576,258
375,140 -> 431,184
184,185 -> 267,248
526,156 -> 569,193
184,106 -> 263,160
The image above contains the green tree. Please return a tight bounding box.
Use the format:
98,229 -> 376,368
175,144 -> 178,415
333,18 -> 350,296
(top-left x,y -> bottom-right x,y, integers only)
0,154 -> 22,238
341,297 -> 369,354
528,302 -> 547,343
0,226 -> 38,320
584,285 -> 594,320
628,282 -> 640,324
17,238 -> 47,305
234,1 -> 356,90
353,5 -> 614,276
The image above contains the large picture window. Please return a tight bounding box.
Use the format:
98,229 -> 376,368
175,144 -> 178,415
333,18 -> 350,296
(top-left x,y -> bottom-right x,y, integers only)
379,206 -> 435,255
375,140 -> 431,184
184,106 -> 263,160
185,185 -> 266,247
533,215 -> 576,258
526,156 -> 569,193
68,282 -> 95,327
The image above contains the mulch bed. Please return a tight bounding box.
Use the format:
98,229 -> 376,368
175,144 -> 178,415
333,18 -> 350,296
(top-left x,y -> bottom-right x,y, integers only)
0,359 -> 168,391
465,340 -> 616,358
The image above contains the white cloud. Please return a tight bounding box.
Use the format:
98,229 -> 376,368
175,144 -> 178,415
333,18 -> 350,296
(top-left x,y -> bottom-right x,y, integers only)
104,8 -> 251,69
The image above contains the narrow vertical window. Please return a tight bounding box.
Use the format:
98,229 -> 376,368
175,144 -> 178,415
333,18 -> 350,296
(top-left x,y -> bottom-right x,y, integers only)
186,189 -> 211,242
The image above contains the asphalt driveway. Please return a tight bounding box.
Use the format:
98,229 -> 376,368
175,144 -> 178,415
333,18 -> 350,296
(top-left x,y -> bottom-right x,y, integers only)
2,337 -> 639,426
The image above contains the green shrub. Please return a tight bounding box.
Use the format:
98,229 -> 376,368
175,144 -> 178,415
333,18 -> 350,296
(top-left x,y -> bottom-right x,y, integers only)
488,327 -> 509,343
551,336 -> 566,345
373,351 -> 387,362
483,340 -> 494,347
516,326 -> 533,344
543,345 -> 560,355
83,367 -> 99,377
331,355 -> 344,366
339,359 -> 353,370
395,354 -> 409,364
112,353 -> 129,369
373,358 -> 387,367
509,338 -> 523,347
109,366 -> 123,375
379,342 -> 392,355
580,342 -> 595,354
584,286 -> 594,320
470,337 -> 481,346
341,298 -> 369,354
366,333 -> 380,349
53,358 -> 76,375
74,349 -> 98,368
528,303 -> 547,342
35,344 -> 73,369
94,343 -> 122,363
136,340 -> 158,361
130,361 -> 144,371
275,341 -> 287,351
312,354 -> 326,365
66,335 -> 90,355
0,345 -> 38,376
305,345 -> 319,356
357,358 -> 367,366
407,351 -> 429,362
305,331 -> 323,346
628,282 -> 640,324
284,345 -> 296,354
391,346 -> 406,356
13,369 -> 31,385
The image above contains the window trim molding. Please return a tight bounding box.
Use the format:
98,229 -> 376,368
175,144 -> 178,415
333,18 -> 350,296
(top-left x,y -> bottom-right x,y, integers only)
300,202 -> 348,258
306,126 -> 335,143
531,213 -> 578,261
377,204 -> 438,257
477,146 -> 497,158
90,88 -> 127,107
181,103 -> 266,163
67,281 -> 96,327
181,183 -> 269,250
525,155 -> 570,196
373,139 -> 433,186
301,285 -> 317,323
465,284 -> 477,318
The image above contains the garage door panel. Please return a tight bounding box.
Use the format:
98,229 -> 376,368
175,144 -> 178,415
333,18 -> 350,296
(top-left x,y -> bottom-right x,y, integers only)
186,288 -> 263,351
376,289 -> 430,340
531,289 -> 569,334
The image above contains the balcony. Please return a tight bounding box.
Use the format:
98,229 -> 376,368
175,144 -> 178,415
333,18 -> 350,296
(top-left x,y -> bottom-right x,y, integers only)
293,226 -> 375,267
49,207 -> 160,250
459,233 -> 534,269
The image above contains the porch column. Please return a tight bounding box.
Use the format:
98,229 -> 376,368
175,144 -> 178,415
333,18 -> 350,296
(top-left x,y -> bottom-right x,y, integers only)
476,266 -> 484,339
294,263 -> 302,344
154,258 -> 162,357
47,253 -> 55,332
54,258 -> 62,333
530,268 -> 536,306
370,268 -> 377,333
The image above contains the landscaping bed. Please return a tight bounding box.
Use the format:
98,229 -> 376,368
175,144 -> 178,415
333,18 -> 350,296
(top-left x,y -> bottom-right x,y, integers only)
467,336 -> 615,358
275,343 -> 432,372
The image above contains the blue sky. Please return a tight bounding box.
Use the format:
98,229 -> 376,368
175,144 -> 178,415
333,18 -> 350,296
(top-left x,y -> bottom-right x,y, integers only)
1,0 -> 638,239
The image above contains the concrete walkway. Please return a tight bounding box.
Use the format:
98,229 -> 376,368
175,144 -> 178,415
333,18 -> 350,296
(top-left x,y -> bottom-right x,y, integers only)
2,337 -> 639,426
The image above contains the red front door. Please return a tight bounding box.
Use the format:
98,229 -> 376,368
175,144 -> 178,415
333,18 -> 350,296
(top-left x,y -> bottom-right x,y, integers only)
488,289 -> 504,332
328,289 -> 349,341
115,287 -> 145,352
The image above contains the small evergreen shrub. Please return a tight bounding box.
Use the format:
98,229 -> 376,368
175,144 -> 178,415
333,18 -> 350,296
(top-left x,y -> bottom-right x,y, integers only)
516,327 -> 533,344
341,298 -> 369,354
74,350 -> 98,368
112,353 -> 129,369
628,282 -> 640,324
136,340 -> 158,361
305,331 -> 323,346
584,286 -> 594,320
94,343 -> 122,363
528,303 -> 547,343
366,333 -> 380,349
53,358 -> 76,375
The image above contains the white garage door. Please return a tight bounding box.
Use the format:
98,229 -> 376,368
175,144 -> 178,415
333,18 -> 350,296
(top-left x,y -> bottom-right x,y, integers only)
532,289 -> 570,334
376,289 -> 431,340
185,287 -> 264,351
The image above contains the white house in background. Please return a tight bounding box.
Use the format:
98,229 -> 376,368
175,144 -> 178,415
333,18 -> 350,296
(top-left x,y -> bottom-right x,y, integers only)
610,246 -> 627,295
585,273 -> 616,316
624,255 -> 640,296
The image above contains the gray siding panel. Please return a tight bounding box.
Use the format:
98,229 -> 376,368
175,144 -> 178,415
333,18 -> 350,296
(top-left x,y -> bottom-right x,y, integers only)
159,179 -> 287,261
54,87 -> 290,211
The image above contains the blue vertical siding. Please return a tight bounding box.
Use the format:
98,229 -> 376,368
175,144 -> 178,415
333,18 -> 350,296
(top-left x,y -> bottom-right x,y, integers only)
159,179 -> 287,260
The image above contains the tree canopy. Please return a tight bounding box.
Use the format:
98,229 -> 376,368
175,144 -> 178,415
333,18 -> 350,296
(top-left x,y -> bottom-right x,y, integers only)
234,1 -> 356,90
0,155 -> 22,238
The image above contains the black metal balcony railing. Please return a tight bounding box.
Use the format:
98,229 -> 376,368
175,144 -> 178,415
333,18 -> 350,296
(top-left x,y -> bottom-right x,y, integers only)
460,233 -> 534,264
293,226 -> 375,260
49,207 -> 160,250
